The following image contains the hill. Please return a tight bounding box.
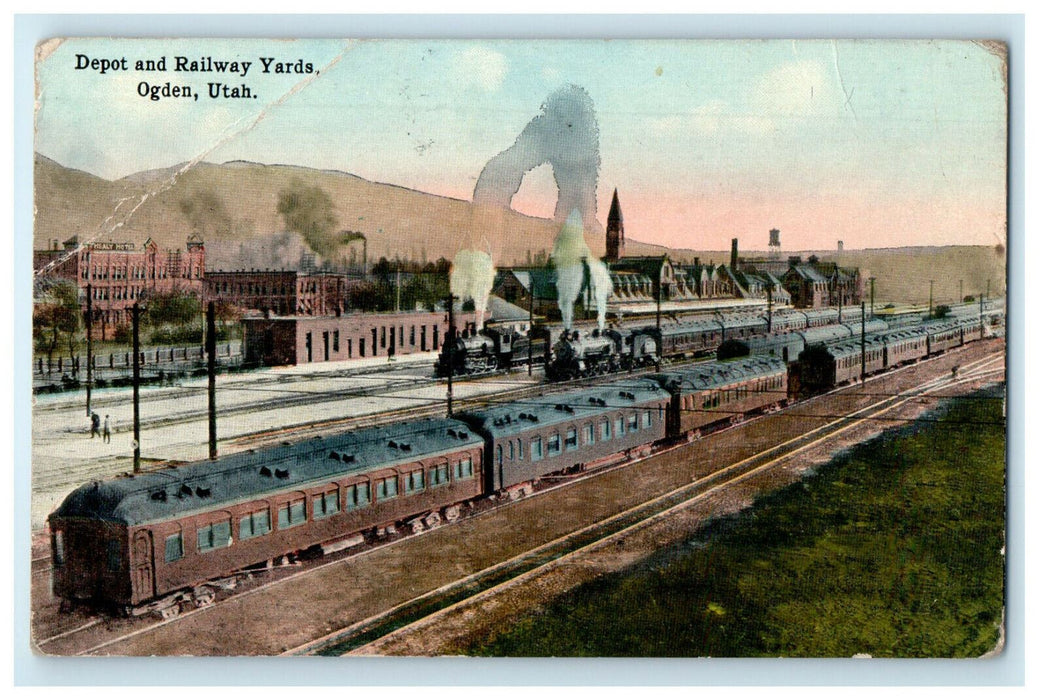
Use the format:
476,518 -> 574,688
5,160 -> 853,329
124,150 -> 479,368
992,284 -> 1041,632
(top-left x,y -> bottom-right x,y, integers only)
33,155 -> 1006,305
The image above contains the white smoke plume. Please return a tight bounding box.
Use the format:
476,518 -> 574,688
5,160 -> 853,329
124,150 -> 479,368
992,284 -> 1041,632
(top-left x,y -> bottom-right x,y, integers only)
452,84 -> 603,328
449,249 -> 496,330
552,209 -> 611,331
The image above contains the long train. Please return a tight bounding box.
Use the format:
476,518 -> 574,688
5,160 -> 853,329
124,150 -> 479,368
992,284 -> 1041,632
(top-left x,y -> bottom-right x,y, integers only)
49,312 -> 1000,615
436,305 -> 875,380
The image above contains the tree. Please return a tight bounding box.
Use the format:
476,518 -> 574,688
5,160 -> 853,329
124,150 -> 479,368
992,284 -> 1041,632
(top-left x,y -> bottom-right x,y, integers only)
277,179 -> 338,258
33,280 -> 81,371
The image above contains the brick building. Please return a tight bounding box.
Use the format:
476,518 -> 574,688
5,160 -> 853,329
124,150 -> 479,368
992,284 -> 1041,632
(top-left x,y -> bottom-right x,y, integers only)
33,234 -> 206,339
242,310 -> 452,366
205,270 -> 347,317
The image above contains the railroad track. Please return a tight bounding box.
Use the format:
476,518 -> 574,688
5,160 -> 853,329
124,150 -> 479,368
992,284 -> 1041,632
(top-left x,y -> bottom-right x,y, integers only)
32,344 -> 1003,655
295,353 -> 1005,656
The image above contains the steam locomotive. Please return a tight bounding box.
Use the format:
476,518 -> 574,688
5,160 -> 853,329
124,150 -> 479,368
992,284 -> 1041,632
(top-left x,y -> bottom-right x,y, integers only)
435,327 -> 550,377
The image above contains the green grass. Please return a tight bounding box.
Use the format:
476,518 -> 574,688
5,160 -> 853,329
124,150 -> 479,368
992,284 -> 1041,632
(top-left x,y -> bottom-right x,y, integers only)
462,386 -> 1006,657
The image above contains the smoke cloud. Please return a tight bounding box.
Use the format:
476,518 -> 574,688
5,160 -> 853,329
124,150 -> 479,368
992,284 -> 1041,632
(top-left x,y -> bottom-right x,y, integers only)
452,84 -> 603,326
552,209 -> 613,331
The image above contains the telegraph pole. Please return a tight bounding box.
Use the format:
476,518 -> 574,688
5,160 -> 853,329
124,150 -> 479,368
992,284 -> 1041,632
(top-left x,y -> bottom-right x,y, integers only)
207,301 -> 217,461
868,277 -> 876,318
85,283 -> 93,417
766,284 -> 773,333
446,294 -> 456,417
929,280 -> 935,318
860,301 -> 866,383
527,286 -> 534,377
132,302 -> 141,474
960,279 -> 964,306
980,293 -> 985,340
655,279 -> 662,372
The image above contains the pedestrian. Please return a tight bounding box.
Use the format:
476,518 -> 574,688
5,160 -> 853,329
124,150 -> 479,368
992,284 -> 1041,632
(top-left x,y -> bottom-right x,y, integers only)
387,345 -> 395,363
90,412 -> 100,439
103,415 -> 111,443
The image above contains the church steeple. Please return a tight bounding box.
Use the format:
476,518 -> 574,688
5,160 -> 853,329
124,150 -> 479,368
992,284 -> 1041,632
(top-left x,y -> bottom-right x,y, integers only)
606,188 -> 624,262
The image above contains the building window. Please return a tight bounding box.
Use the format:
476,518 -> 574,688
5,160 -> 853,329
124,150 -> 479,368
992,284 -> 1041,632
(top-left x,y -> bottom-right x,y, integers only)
197,520 -> 232,552
333,331 -> 340,353
531,437 -> 544,461
164,532 -> 183,563
313,489 -> 340,519
278,499 -> 307,529
347,482 -> 371,509
430,463 -> 450,486
565,428 -> 578,451
376,475 -> 398,500
239,509 -> 271,540
406,469 -> 426,494
456,458 -> 474,480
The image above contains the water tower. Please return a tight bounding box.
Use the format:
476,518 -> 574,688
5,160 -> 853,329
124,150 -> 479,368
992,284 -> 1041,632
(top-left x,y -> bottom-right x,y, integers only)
769,228 -> 781,260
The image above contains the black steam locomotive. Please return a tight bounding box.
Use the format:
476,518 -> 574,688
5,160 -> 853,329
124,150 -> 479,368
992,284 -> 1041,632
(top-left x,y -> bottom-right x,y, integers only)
435,327 -> 549,377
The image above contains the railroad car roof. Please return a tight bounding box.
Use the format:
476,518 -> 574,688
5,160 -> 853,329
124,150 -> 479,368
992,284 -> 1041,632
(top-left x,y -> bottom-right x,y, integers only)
653,356 -> 786,393
50,418 -> 483,526
459,377 -> 671,438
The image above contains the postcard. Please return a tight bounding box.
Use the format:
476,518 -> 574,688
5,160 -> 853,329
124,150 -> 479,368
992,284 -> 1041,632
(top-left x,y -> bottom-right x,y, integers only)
30,36 -> 1008,659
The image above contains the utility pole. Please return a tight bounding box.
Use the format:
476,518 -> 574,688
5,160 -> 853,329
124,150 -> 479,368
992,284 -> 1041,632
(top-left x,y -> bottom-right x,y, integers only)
960,279 -> 964,306
868,277 -> 876,318
527,285 -> 534,377
132,302 -> 141,474
85,283 -> 93,417
446,294 -> 456,417
207,301 -> 217,461
655,279 -> 662,372
929,280 -> 935,318
395,268 -> 401,313
980,293 -> 985,340
766,284 -> 773,334
860,301 -> 866,383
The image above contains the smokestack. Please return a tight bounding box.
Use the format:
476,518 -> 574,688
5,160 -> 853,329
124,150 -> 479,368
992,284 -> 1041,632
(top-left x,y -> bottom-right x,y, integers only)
730,239 -> 738,271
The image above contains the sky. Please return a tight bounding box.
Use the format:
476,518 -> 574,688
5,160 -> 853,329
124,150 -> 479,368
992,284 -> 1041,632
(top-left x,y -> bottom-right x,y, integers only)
34,37 -> 1008,252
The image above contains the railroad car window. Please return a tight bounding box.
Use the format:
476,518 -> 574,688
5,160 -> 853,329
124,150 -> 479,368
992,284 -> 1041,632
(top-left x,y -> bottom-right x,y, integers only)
508,440 -> 514,461
456,458 -> 474,479
628,413 -> 639,432
407,470 -> 426,494
584,424 -> 594,445
197,520 -> 232,552
53,531 -> 65,567
348,482 -> 371,508
644,411 -> 653,429
430,464 -> 450,486
314,490 -> 340,519
531,437 -> 544,461
548,434 -> 562,456
616,416 -> 625,437
517,439 -> 523,460
600,419 -> 611,441
565,428 -> 578,451
164,532 -> 183,562
278,500 -> 307,529
376,476 -> 399,500
239,509 -> 271,539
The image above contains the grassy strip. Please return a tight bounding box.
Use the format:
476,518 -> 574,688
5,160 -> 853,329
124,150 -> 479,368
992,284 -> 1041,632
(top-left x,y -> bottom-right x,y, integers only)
462,386 -> 1006,657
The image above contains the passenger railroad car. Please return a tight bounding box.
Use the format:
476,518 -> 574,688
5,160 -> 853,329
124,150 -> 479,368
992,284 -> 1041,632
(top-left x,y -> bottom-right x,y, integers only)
49,419 -> 484,608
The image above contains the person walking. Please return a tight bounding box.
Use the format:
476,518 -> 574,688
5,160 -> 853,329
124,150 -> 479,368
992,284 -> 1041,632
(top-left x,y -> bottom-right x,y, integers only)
90,412 -> 100,439
103,415 -> 111,444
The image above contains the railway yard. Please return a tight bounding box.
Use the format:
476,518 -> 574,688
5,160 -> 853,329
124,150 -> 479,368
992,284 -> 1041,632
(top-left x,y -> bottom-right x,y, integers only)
30,333 -> 1006,657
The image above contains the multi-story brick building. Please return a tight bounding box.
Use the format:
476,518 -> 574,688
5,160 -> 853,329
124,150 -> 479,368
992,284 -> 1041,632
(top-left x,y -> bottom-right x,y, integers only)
33,234 -> 206,338
204,270 -> 347,317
